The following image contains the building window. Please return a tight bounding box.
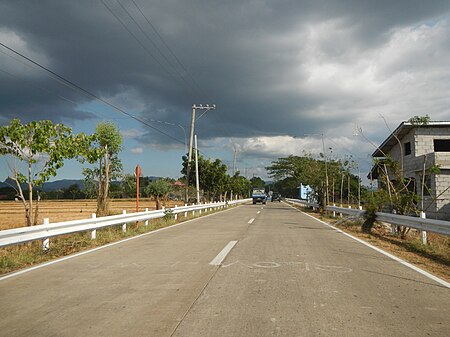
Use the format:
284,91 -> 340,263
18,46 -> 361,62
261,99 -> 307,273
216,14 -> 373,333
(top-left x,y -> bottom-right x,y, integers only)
404,142 -> 411,156
434,139 -> 450,152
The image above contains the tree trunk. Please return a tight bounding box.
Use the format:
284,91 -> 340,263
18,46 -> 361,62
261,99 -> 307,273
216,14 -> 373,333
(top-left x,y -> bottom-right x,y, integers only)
97,145 -> 111,216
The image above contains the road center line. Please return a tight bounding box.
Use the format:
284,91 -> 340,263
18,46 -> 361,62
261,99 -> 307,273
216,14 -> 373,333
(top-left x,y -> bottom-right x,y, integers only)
209,241 -> 238,266
248,218 -> 255,224
257,211 -> 261,214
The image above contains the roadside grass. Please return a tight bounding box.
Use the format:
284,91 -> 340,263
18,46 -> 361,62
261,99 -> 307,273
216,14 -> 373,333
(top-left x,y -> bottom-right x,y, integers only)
292,204 -> 450,282
0,207 -> 224,276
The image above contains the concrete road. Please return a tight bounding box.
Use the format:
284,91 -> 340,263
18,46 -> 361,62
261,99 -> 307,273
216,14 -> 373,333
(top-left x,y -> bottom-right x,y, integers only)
1,202 -> 449,336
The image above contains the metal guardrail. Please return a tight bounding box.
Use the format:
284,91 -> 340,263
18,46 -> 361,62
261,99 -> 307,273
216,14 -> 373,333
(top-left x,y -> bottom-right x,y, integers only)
286,198 -> 450,237
286,198 -> 319,209
325,205 -> 365,217
375,212 -> 450,237
0,199 -> 252,248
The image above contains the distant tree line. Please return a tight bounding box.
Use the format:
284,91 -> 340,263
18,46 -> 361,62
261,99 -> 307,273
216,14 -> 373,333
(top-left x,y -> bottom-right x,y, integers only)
266,153 -> 365,206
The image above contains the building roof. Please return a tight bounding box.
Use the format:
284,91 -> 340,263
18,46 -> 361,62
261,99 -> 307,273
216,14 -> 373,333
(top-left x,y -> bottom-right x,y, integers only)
371,121 -> 450,158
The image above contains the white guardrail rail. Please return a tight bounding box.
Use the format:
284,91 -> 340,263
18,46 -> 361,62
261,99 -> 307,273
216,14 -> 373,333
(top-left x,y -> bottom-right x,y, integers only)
286,198 -> 450,237
0,199 -> 252,249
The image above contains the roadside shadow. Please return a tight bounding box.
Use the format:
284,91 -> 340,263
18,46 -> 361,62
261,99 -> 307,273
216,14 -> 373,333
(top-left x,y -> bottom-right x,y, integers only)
286,225 -> 335,231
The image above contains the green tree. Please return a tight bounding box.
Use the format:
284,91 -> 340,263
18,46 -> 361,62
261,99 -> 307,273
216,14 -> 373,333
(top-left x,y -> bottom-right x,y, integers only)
64,184 -> 83,199
250,176 -> 265,188
229,172 -> 252,199
272,177 -> 299,198
267,154 -> 358,207
145,179 -> 173,209
181,155 -> 230,201
82,176 -> 97,199
81,122 -> 123,215
120,173 -> 137,198
0,119 -> 91,226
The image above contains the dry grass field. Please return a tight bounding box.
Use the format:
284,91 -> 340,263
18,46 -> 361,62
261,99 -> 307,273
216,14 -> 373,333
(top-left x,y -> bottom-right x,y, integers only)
0,199 -> 182,230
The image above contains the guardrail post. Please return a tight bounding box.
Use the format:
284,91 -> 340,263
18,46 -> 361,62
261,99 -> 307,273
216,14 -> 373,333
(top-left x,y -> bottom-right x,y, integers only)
91,214 -> 97,240
174,205 -> 178,220
391,210 -> 398,235
199,203 -> 202,215
420,211 -> 427,245
122,210 -> 127,232
42,218 -> 50,251
184,204 -> 188,218
333,203 -> 336,217
192,203 -> 195,216
145,208 -> 149,226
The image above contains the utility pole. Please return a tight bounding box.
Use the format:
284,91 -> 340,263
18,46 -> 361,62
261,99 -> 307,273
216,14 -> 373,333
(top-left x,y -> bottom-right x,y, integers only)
185,104 -> 216,203
233,146 -> 238,175
195,135 -> 200,203
321,134 -> 329,206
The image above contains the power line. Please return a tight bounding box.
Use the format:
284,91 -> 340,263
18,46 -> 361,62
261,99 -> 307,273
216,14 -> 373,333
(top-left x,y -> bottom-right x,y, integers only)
130,0 -> 208,98
0,67 -> 128,121
117,0 -> 197,94
100,0 -> 199,97
0,42 -> 185,146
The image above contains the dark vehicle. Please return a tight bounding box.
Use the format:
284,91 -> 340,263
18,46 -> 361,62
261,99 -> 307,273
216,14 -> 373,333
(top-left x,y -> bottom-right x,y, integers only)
271,192 -> 281,202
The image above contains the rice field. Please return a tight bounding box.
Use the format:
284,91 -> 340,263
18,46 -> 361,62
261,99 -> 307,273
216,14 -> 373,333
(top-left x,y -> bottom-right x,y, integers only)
0,199 -> 181,230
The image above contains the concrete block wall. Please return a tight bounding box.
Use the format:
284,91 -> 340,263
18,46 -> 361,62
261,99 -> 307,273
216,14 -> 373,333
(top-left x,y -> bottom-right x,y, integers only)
435,173 -> 450,221
415,127 -> 450,157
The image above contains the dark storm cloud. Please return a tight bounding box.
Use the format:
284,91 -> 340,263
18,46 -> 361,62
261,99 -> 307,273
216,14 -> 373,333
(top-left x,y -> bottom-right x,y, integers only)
0,0 -> 449,147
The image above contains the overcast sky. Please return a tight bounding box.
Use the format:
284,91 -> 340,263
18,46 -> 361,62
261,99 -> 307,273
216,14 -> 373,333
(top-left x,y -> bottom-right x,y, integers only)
1,0 -> 449,183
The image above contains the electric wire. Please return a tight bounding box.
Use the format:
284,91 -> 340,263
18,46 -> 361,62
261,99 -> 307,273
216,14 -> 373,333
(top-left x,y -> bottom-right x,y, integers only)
99,0 -> 185,87
104,0 -> 223,158
130,0 -> 208,99
0,67 -> 128,121
0,42 -> 186,146
116,0 -> 197,95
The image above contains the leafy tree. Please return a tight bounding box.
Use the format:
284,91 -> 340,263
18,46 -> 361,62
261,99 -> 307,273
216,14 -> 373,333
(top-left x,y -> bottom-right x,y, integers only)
267,155 -> 325,204
0,119 -> 90,226
267,154 -> 359,207
63,184 -> 83,199
82,176 -> 97,199
145,179 -> 173,209
181,155 -> 230,201
81,122 -> 123,215
250,176 -> 265,188
120,173 -> 137,198
229,173 -> 252,199
272,177 -> 299,198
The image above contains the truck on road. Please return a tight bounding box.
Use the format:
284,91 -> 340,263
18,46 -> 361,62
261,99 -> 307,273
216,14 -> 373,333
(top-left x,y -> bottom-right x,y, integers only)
252,188 -> 267,204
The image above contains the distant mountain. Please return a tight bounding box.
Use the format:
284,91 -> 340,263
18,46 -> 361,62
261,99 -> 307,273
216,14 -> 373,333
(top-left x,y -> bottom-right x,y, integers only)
0,178 -> 83,192
41,180 -> 84,192
0,176 -> 163,191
